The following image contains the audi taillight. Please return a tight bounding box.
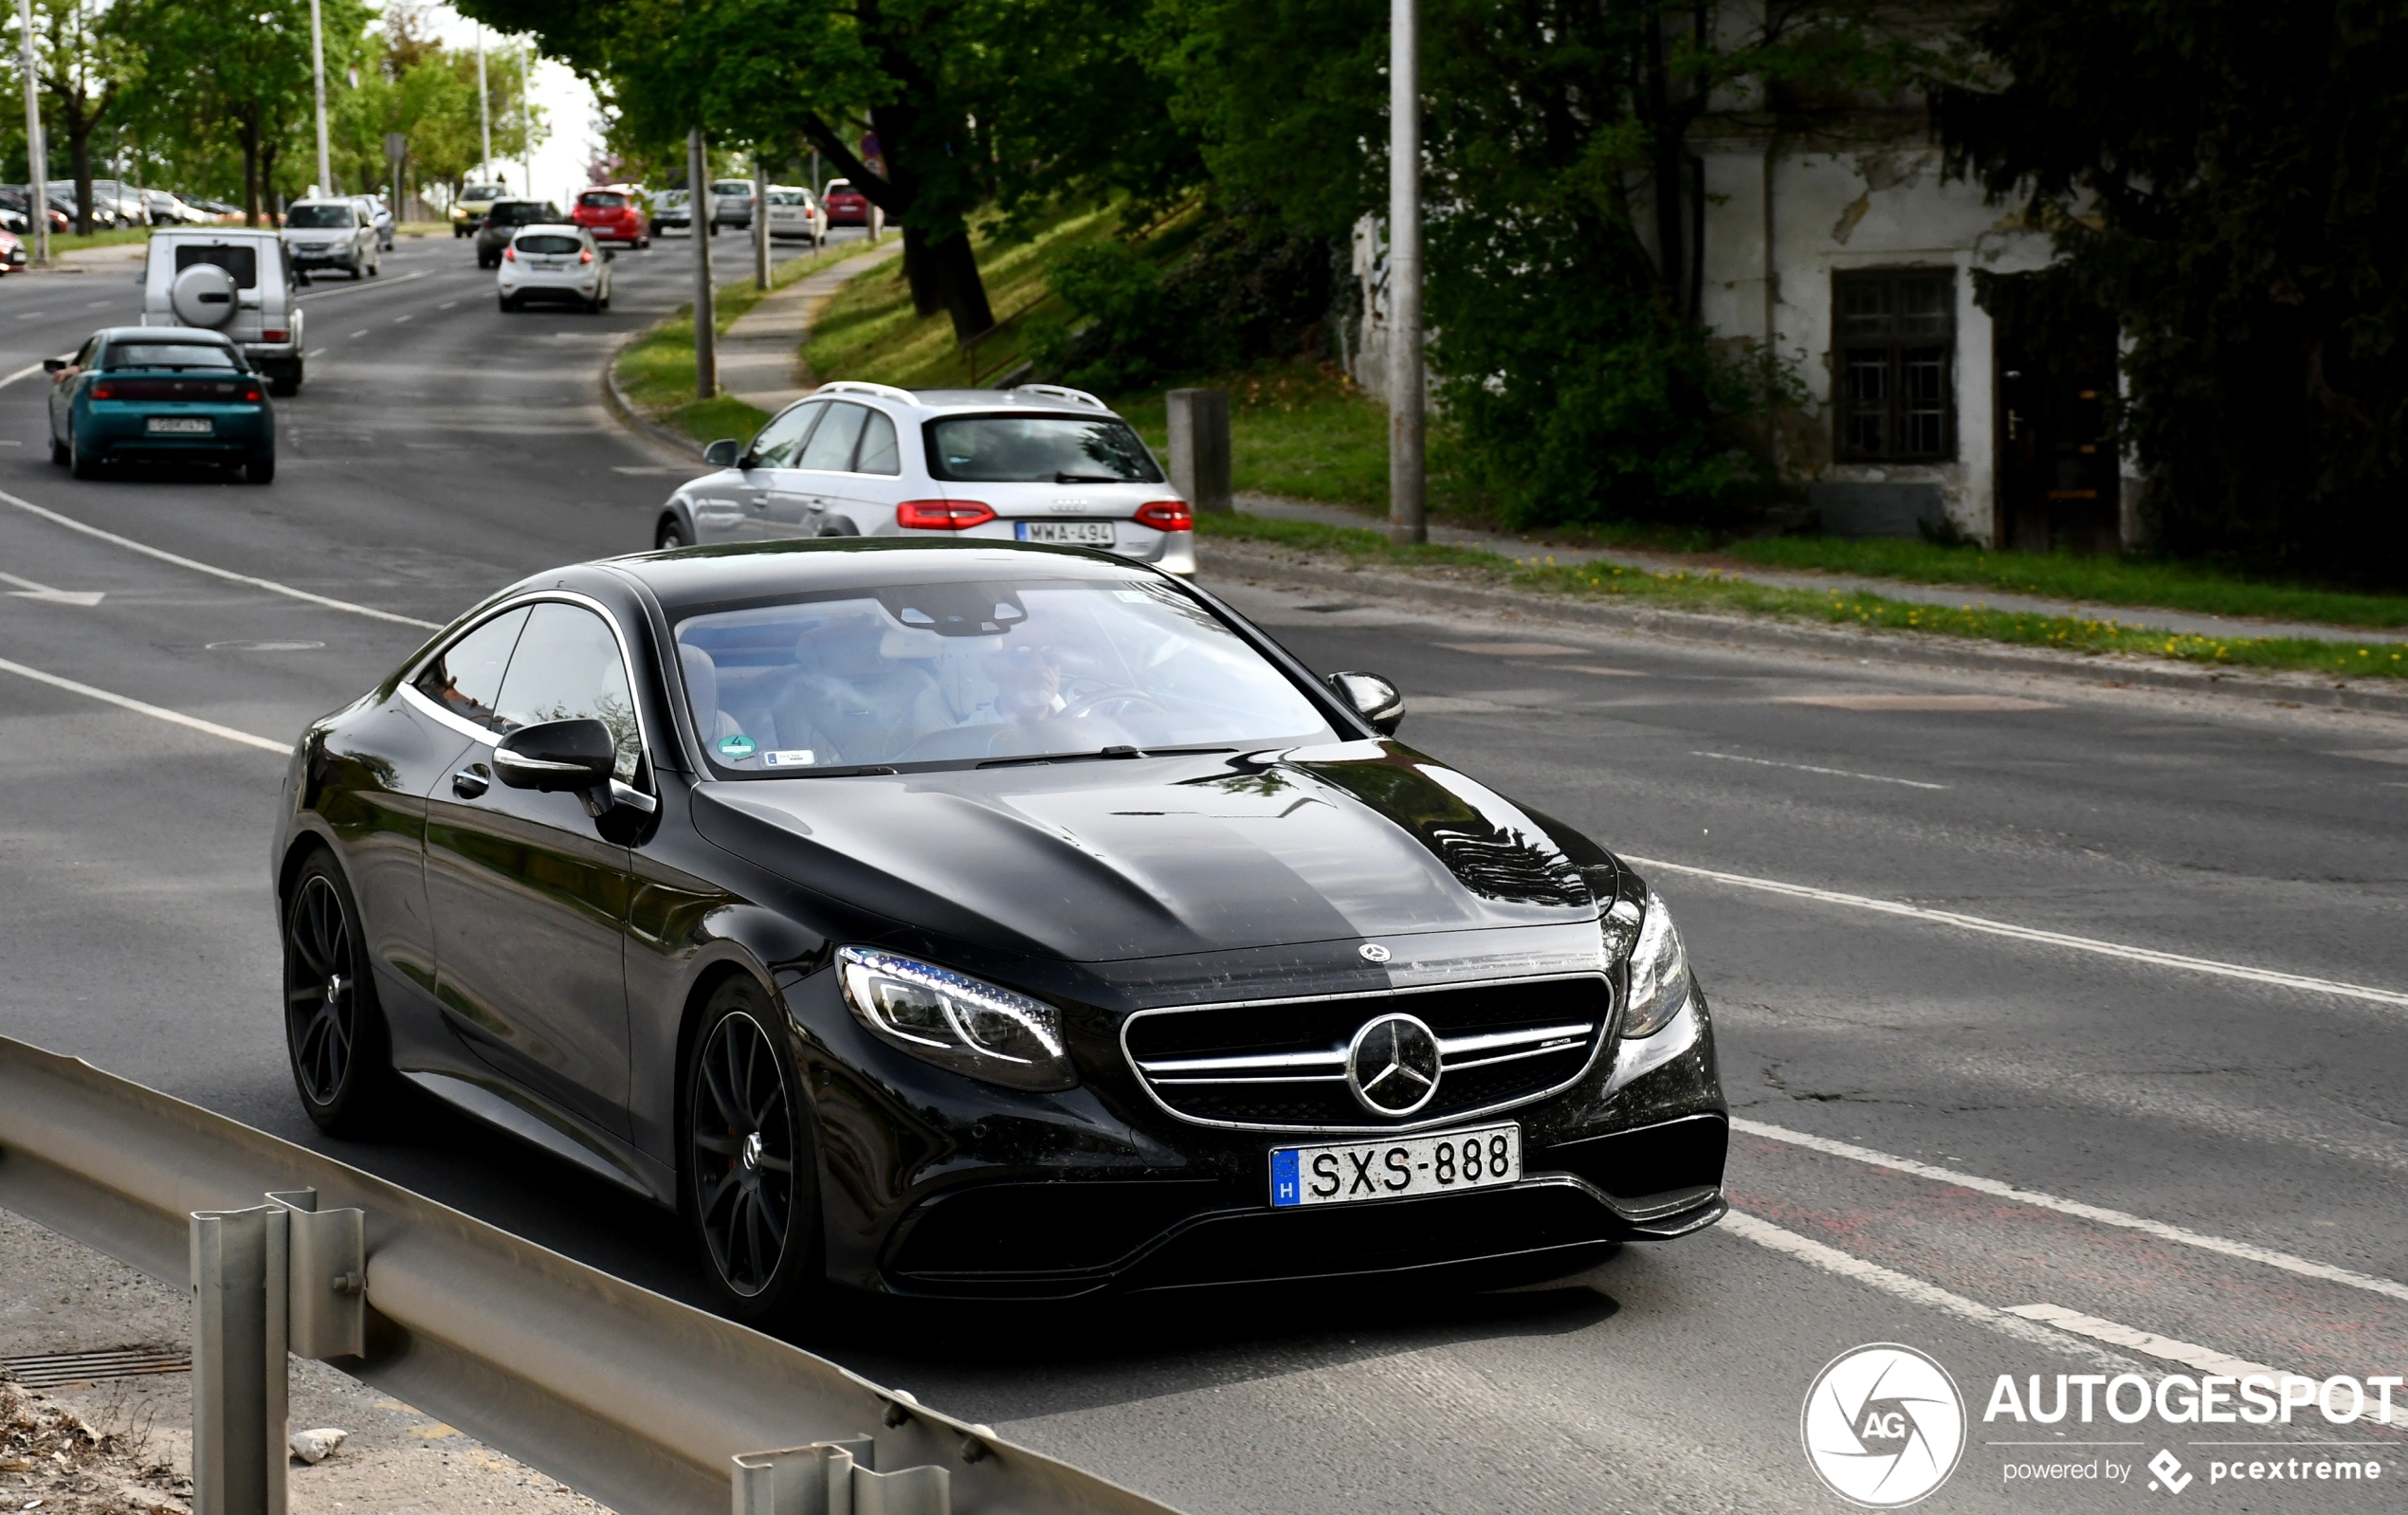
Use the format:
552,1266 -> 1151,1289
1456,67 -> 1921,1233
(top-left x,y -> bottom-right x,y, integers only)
1134,500 -> 1195,533
895,499 -> 997,531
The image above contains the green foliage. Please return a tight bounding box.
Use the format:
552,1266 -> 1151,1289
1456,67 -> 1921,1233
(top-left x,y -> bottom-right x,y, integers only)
1118,360 -> 1397,508
1939,0 -> 2408,585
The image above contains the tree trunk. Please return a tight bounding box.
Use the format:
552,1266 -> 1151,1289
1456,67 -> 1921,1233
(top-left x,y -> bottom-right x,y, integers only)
69,128 -> 91,237
901,228 -> 942,318
921,229 -> 994,342
241,116 -> 261,227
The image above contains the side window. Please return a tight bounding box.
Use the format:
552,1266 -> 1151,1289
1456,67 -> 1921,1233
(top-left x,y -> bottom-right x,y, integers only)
855,409 -> 900,475
795,401 -> 867,472
751,401 -> 823,467
492,603 -> 641,781
413,608 -> 531,732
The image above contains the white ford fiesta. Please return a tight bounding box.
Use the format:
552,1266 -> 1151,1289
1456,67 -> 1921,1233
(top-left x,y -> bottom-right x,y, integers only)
652,382 -> 1197,575
497,224 -> 611,313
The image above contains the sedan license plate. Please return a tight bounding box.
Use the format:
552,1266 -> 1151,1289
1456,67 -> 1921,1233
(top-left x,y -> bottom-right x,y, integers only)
1269,1123 -> 1521,1209
146,417 -> 212,434
1016,520 -> 1117,545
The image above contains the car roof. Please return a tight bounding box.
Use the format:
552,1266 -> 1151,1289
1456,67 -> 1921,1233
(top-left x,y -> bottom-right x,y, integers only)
602,538 -> 1162,619
98,326 -> 234,343
286,197 -> 354,208
510,223 -> 588,237
799,383 -> 1122,421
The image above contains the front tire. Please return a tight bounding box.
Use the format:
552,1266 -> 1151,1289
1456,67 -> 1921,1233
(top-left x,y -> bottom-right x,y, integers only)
655,516 -> 689,550
283,851 -> 402,1137
245,451 -> 275,484
68,431 -> 98,479
684,978 -> 821,1322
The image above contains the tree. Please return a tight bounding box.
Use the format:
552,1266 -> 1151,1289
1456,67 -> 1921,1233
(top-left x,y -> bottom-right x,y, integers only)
1162,0 -> 1936,527
127,0 -> 367,223
1938,0 -> 2408,581
24,0 -> 142,233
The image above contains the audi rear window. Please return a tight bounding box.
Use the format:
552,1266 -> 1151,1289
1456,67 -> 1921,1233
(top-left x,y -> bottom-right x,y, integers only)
173,245 -> 258,289
923,415 -> 1163,484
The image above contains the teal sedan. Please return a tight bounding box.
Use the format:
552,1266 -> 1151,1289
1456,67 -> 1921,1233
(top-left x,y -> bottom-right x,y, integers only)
46,326 -> 276,484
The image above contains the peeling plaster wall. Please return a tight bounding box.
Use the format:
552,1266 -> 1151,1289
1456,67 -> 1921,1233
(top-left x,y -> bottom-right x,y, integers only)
1696,138 -> 2056,543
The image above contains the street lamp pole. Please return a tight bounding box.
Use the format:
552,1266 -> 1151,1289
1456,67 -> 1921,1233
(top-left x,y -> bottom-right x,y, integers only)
1386,0 -> 1425,544
520,47 -> 535,203
308,0 -> 330,194
16,0 -> 46,265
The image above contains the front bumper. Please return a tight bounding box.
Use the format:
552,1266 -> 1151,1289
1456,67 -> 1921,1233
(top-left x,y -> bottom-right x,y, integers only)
288,247 -> 360,269
781,957 -> 1727,1299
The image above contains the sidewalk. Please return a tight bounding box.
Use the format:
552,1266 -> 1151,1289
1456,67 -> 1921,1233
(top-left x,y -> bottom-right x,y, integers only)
714,237 -> 903,411
1232,493 -> 2408,647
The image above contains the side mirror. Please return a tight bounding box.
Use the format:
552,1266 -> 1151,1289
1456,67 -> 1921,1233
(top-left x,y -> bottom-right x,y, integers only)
41,357 -> 64,374
702,437 -> 741,467
493,718 -> 617,794
1328,670 -> 1405,736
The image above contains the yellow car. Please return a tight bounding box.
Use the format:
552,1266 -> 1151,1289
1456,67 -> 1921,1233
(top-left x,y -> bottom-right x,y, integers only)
450,183 -> 508,238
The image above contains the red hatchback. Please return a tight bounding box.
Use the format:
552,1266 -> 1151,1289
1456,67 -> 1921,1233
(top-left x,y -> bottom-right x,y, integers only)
574,186 -> 648,247
822,179 -> 871,227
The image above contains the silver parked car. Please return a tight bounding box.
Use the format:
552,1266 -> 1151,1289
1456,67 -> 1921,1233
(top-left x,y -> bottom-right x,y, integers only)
651,382 -> 1198,575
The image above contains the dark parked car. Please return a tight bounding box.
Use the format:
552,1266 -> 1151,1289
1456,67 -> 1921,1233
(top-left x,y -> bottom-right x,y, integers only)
474,199 -> 563,268
271,540 -> 1726,1317
46,326 -> 274,482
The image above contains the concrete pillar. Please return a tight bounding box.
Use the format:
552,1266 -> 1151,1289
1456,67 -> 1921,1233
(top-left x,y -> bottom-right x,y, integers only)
1164,389 -> 1231,514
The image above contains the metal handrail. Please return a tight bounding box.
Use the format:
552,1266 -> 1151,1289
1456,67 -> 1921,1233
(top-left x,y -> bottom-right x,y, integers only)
0,1038 -> 1180,1515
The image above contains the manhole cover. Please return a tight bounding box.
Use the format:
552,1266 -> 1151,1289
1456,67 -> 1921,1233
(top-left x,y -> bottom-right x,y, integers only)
206,640 -> 326,652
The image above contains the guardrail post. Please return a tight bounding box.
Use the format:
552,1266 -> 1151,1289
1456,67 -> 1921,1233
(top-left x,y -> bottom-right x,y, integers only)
191,1206 -> 286,1515
1164,388 -> 1231,515
734,1436 -> 946,1515
191,1192 -> 367,1515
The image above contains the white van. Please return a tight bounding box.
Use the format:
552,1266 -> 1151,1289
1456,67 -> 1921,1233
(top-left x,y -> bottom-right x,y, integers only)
137,228 -> 306,394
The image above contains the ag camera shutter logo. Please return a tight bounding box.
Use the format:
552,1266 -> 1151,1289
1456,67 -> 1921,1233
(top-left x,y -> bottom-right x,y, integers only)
1802,1343 -> 1967,1507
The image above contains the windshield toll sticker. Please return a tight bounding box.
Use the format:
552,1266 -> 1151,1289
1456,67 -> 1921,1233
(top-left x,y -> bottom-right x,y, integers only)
760,749 -> 816,769
716,735 -> 756,760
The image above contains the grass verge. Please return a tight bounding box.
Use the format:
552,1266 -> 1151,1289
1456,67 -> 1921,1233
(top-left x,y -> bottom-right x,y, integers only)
614,238 -> 889,446
1200,513 -> 2408,682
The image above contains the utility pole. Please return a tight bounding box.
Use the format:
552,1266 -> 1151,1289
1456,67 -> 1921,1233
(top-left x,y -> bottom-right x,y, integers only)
520,47 -> 534,204
16,0 -> 45,265
689,126 -> 715,399
1386,0 -> 1426,544
476,30 -> 490,182
308,0 -> 330,195
752,150 -> 768,289
1387,0 -> 1415,546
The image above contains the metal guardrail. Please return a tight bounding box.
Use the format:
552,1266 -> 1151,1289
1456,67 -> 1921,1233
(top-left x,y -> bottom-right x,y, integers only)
0,1038 -> 1180,1515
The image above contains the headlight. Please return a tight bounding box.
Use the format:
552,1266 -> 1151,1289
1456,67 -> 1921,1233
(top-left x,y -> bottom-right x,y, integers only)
1617,890 -> 1691,1039
836,947 -> 1077,1091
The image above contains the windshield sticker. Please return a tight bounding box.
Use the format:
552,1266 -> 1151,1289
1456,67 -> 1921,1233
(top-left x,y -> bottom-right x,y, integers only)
716,735 -> 756,759
761,749 -> 816,769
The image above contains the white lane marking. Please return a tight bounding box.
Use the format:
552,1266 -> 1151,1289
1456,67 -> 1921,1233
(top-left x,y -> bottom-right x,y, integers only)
1734,1118 -> 2408,1305
2005,1305 -> 2281,1380
14,310 -> 45,319
1691,750 -> 1948,791
1632,854 -> 2408,1011
393,314 -> 411,323
295,268 -> 428,302
83,299 -> 109,308
0,570 -> 103,606
305,347 -> 326,358
1721,1210 -> 2127,1364
1779,693 -> 2062,712
0,360 -> 43,389
348,329 -> 369,338
0,489 -> 441,629
438,300 -> 458,309
0,655 -> 285,753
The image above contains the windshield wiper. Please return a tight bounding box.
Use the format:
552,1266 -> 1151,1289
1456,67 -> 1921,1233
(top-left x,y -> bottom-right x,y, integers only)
976,744 -> 1237,770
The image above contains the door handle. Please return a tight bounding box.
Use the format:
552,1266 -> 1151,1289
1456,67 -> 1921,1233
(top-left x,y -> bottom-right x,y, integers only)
451,767 -> 490,799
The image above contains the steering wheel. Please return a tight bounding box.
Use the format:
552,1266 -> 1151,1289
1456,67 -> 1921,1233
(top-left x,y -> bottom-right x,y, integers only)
1058,685 -> 1168,721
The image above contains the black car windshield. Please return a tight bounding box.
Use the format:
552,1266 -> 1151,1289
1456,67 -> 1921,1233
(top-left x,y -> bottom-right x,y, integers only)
105,342 -> 240,370
924,416 -> 1163,484
675,575 -> 1334,773
285,205 -> 353,228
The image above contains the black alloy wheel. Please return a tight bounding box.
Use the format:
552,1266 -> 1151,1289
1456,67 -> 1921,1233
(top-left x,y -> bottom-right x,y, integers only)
685,981 -> 819,1318
282,852 -> 399,1135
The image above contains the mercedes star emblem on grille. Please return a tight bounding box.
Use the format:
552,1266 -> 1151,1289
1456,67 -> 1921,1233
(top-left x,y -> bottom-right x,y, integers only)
1358,942 -> 1392,962
1346,1013 -> 1442,1116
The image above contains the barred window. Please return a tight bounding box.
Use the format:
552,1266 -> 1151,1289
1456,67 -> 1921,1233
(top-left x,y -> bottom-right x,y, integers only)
1834,270 -> 1955,462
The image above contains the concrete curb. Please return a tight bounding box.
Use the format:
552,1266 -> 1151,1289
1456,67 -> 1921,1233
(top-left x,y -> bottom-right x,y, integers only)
600,327 -> 705,463
1200,538 -> 2408,719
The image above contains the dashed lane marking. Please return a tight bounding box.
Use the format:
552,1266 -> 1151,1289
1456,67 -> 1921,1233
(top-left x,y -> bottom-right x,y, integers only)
1631,854 -> 2408,1012
1690,750 -> 1948,790
349,329 -> 369,338
2004,1304 -> 2282,1381
0,655 -> 284,752
294,268 -> 429,302
1734,1118 -> 2408,1305
0,361 -> 44,389
0,488 -> 442,629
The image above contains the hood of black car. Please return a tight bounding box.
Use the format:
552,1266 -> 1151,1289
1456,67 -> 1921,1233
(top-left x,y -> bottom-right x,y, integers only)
690,739 -> 1605,963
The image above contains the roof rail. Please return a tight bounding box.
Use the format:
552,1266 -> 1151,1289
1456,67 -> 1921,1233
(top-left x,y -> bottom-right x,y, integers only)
816,379 -> 918,405
1010,382 -> 1108,411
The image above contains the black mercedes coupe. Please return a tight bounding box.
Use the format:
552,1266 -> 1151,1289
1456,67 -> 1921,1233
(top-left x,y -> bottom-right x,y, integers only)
273,538 -> 1726,1317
